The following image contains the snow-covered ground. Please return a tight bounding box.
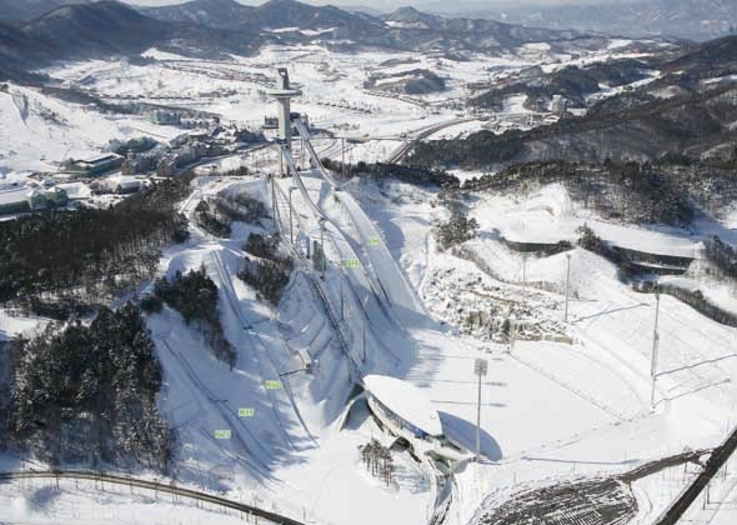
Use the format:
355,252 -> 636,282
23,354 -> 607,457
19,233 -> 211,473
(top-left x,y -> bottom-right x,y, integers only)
470,183 -> 701,258
0,476 -> 252,525
342,177 -> 737,525
0,84 -> 181,178
0,38 -> 730,525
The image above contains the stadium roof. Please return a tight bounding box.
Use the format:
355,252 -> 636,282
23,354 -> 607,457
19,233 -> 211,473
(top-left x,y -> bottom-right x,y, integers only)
363,374 -> 442,437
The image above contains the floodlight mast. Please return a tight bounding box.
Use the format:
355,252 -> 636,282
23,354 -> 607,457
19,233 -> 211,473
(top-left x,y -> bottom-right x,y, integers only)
651,286 -> 661,408
474,358 -> 488,463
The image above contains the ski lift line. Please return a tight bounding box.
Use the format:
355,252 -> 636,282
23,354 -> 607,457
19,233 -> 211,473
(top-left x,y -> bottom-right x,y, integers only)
210,254 -> 294,445
282,146 -> 326,220
282,145 -> 389,315
293,118 -> 339,188
272,185 -> 361,379
275,185 -> 402,372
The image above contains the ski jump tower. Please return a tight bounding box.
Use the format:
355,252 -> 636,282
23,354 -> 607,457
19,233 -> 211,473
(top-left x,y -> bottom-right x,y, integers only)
267,68 -> 301,175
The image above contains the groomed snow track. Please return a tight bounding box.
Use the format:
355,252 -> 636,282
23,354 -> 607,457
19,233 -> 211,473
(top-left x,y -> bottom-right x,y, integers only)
293,118 -> 340,189
277,137 -> 450,525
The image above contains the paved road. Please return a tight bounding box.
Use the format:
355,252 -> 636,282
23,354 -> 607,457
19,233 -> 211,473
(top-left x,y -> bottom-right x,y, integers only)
386,117 -> 477,164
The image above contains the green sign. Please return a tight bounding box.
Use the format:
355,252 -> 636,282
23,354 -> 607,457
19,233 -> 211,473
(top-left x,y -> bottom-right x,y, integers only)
368,237 -> 380,247
238,408 -> 256,417
214,429 -> 232,440
265,380 -> 283,390
344,258 -> 359,269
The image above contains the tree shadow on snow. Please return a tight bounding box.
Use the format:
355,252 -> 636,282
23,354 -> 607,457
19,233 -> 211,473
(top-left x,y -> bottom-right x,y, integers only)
439,411 -> 502,462
28,485 -> 61,511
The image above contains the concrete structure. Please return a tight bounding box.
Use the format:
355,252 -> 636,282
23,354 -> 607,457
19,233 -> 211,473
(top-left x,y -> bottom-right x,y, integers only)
552,94 -> 568,116
263,116 -> 279,130
67,153 -> 124,177
267,68 -> 302,162
107,175 -> 143,194
0,184 -> 68,216
364,374 -> 443,440
362,374 -> 469,466
150,110 -> 181,126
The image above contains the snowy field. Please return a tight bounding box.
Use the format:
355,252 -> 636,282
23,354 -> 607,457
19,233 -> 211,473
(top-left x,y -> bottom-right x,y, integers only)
342,177 -> 737,525
1,35 -> 658,179
0,476 -> 253,525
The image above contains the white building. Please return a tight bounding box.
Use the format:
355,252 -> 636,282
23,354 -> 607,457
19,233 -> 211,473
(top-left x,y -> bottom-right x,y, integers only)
362,374 -> 469,465
364,374 -> 443,440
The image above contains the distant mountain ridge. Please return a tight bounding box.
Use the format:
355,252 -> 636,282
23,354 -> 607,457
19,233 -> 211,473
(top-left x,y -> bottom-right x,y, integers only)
141,0 -> 254,31
0,0 -> 644,83
490,0 -> 737,41
0,0 -> 263,81
140,0 -> 597,54
0,0 -> 90,24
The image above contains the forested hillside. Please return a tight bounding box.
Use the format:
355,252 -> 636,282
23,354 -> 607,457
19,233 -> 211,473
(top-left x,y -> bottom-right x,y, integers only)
8,303 -> 172,471
0,175 -> 191,319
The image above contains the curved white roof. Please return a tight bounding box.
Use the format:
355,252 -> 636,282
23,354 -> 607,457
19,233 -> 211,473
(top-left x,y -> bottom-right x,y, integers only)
363,374 -> 442,437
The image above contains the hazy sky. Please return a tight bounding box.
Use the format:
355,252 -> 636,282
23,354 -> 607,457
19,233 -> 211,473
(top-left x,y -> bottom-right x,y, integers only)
123,0 -> 624,9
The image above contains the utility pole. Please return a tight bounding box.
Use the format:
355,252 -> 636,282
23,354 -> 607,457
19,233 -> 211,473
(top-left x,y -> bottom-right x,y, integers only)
269,175 -> 279,228
522,254 -> 527,286
341,137 -> 346,179
509,314 -> 516,352
362,316 -> 367,363
474,358 -> 488,463
564,253 -> 572,323
288,186 -> 295,244
651,285 -> 661,408
319,218 -> 326,280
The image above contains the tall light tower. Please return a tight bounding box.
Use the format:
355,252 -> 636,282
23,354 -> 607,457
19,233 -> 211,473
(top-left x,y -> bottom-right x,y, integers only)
651,285 -> 661,408
267,68 -> 302,176
474,358 -> 488,463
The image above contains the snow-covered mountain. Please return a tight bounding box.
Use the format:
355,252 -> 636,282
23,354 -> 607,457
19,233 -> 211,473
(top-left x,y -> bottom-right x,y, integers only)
0,0 -> 90,24
141,0 -> 254,31
488,0 -> 737,41
0,0 -> 616,82
0,0 -> 263,80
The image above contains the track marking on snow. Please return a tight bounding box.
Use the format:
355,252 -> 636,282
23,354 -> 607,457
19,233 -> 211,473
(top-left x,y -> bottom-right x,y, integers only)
510,350 -> 628,421
160,339 -> 273,474
211,251 -> 317,450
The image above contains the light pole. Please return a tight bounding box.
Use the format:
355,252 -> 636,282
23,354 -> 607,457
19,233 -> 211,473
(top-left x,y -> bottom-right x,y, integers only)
362,315 -> 367,363
288,186 -> 295,244
474,358 -> 488,463
319,218 -> 326,280
651,285 -> 661,408
340,275 -> 344,321
509,314 -> 516,352
522,254 -> 527,286
564,253 -> 572,323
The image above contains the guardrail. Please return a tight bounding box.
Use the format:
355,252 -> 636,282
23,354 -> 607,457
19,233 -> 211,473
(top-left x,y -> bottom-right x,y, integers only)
654,428 -> 737,525
0,470 -> 306,525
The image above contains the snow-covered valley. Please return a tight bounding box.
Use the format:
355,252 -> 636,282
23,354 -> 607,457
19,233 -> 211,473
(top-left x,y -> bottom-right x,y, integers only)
1,29 -> 737,525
